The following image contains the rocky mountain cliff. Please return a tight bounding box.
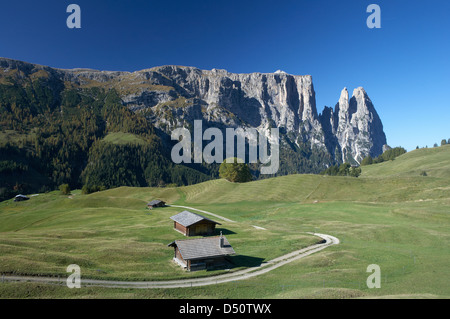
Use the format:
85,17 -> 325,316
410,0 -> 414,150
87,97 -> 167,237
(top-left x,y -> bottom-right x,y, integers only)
0,57 -> 387,168
319,87 -> 388,164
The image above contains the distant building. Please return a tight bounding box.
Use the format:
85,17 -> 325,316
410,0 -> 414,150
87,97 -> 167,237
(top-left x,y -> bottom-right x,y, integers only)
170,210 -> 221,236
168,234 -> 235,271
147,199 -> 166,209
14,194 -> 29,202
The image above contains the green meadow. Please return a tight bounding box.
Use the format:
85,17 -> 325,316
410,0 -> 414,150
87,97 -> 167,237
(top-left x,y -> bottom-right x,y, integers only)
0,145 -> 449,298
101,132 -> 147,146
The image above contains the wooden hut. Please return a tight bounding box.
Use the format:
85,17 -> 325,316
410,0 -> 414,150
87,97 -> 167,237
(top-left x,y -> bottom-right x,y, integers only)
168,234 -> 235,271
14,194 -> 29,202
170,210 -> 220,236
147,199 -> 166,209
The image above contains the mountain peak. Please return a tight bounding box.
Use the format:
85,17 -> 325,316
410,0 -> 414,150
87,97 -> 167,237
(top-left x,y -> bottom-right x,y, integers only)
352,86 -> 367,97
339,87 -> 349,102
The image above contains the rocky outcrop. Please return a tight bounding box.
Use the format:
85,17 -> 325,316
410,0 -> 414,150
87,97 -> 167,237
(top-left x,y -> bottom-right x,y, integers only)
319,87 -> 387,164
116,66 -> 329,149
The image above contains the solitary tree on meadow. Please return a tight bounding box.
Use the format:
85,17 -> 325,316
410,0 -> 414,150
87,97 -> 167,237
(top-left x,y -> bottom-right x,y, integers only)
219,158 -> 253,183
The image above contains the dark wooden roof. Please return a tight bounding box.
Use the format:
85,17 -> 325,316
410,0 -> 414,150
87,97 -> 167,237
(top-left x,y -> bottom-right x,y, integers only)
170,210 -> 221,227
14,194 -> 29,201
168,236 -> 234,261
148,199 -> 165,206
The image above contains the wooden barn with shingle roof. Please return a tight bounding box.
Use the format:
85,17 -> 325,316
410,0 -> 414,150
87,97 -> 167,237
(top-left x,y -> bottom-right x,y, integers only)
168,233 -> 235,271
147,199 -> 166,209
170,210 -> 221,236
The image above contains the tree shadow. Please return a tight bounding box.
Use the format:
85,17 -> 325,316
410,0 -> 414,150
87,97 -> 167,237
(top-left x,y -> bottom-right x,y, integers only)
226,254 -> 265,268
214,228 -> 236,236
204,255 -> 265,272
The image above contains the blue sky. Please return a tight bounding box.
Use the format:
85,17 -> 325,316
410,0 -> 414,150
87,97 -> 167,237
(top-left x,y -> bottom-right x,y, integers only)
1,0 -> 449,151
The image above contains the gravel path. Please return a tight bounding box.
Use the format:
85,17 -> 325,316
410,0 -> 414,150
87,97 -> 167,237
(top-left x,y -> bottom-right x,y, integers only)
1,233 -> 339,289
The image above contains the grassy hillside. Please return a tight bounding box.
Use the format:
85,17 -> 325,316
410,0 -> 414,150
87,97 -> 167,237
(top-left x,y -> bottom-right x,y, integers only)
361,144 -> 450,179
0,146 -> 449,298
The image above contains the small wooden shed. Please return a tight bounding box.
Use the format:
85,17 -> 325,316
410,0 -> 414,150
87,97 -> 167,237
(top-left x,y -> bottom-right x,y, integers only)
168,234 -> 235,271
170,210 -> 221,236
147,199 -> 166,209
14,194 -> 29,202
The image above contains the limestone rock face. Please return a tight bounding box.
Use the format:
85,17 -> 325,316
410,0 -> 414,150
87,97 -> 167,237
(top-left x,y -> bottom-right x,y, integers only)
119,66 -> 386,164
319,87 -> 387,164
118,66 -> 327,149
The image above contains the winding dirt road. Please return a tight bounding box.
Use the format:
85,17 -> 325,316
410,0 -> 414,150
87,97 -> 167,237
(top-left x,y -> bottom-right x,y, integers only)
1,233 -> 339,289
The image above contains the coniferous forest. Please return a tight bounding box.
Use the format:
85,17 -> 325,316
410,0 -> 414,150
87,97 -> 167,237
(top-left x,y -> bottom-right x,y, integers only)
0,72 -> 211,201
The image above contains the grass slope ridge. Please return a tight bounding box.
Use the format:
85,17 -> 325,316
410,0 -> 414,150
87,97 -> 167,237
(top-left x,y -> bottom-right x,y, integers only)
361,144 -> 450,178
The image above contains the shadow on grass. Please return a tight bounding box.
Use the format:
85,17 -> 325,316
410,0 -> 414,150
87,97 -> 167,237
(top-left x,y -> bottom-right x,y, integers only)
227,255 -> 265,268
214,228 -> 236,236
203,255 -> 264,272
